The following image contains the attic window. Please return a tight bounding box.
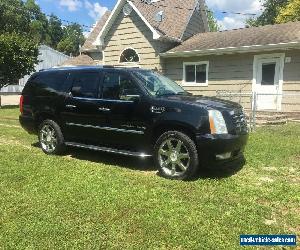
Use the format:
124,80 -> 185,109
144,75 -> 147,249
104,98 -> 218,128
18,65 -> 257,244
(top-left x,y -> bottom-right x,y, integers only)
120,48 -> 140,63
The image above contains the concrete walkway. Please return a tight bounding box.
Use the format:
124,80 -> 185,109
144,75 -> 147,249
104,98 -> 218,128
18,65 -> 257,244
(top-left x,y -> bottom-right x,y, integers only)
0,95 -> 21,106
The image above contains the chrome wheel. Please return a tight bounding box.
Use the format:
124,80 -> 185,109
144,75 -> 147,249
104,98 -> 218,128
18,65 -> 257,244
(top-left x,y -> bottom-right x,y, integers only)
158,138 -> 191,177
40,124 -> 57,153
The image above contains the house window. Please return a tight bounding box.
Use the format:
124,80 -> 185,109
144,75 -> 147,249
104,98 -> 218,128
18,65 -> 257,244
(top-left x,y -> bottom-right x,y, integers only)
261,63 -> 276,85
183,62 -> 209,86
120,48 -> 140,63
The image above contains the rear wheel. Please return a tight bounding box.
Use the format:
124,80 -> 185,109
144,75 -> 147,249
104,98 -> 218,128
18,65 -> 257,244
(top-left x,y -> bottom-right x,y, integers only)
38,120 -> 65,155
154,131 -> 199,180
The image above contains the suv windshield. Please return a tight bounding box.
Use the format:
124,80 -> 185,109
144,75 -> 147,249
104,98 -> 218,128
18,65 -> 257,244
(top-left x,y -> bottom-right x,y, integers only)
133,70 -> 187,97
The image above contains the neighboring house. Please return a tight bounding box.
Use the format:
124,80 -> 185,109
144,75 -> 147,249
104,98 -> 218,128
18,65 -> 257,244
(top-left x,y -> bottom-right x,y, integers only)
80,0 -> 300,112
60,54 -> 97,67
0,45 -> 70,93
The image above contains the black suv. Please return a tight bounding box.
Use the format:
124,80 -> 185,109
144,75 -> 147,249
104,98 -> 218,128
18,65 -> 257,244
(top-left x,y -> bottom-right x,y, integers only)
19,66 -> 248,180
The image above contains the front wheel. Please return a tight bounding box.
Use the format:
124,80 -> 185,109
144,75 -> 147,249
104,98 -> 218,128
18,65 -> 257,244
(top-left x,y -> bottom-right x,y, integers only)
38,120 -> 65,155
154,131 -> 199,180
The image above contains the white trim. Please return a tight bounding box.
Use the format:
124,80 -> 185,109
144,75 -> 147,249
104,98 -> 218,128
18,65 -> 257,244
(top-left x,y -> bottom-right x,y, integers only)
93,0 -> 161,47
182,61 -> 209,87
102,50 -> 106,65
252,53 -> 285,111
160,42 -> 300,57
119,47 -> 140,64
93,0 -> 123,47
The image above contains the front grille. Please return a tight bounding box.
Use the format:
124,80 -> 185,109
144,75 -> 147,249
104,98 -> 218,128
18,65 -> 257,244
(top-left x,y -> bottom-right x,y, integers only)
231,109 -> 248,134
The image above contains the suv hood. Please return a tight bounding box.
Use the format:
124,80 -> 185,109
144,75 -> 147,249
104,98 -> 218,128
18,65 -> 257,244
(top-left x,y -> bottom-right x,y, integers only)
162,95 -> 241,111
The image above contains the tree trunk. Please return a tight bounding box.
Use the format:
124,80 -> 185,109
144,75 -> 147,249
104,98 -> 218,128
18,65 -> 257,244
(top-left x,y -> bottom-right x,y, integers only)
0,95 -> 2,108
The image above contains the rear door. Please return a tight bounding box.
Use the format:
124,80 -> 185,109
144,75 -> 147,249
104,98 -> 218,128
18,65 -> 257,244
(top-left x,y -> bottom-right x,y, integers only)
61,70 -> 107,144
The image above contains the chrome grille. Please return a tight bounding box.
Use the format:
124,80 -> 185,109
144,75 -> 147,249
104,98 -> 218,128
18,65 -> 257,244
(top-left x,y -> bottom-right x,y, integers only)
231,109 -> 248,134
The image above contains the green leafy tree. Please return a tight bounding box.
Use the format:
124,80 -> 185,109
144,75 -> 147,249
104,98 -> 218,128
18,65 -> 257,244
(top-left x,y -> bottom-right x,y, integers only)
57,24 -> 85,56
0,0 -> 39,103
25,0 -> 51,44
247,0 -> 289,26
48,14 -> 64,49
0,0 -> 31,34
0,32 -> 39,104
276,0 -> 300,23
207,9 -> 221,32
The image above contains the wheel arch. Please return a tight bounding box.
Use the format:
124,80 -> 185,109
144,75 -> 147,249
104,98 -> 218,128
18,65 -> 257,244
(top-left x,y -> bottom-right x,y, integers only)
152,121 -> 197,145
34,112 -> 60,129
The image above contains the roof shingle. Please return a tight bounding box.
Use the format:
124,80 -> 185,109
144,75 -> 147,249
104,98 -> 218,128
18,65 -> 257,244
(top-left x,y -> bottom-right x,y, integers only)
166,21 -> 300,54
130,0 -> 198,40
60,54 -> 97,66
81,11 -> 111,52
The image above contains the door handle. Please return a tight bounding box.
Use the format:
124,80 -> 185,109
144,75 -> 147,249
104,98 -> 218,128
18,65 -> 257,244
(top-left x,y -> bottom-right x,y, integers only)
98,107 -> 111,112
66,105 -> 77,109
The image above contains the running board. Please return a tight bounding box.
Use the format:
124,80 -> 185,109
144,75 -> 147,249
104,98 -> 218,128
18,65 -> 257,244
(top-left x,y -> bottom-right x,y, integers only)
65,142 -> 152,158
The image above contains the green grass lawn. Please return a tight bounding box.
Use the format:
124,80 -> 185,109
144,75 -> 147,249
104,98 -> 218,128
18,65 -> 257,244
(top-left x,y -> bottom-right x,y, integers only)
0,107 -> 299,249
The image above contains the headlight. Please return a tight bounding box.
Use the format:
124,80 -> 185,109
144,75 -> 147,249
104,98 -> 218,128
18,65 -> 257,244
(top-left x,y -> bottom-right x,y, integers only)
209,110 -> 228,134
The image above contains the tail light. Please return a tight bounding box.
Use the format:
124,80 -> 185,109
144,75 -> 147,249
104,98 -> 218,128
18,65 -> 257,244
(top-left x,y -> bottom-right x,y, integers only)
19,95 -> 24,114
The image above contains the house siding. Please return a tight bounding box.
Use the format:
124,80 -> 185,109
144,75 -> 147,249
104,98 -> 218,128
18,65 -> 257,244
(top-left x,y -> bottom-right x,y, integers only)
182,9 -> 206,41
103,10 -> 177,69
162,50 -> 300,111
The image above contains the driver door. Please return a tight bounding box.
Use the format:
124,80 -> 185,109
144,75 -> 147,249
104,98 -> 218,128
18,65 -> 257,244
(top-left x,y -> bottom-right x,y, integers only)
98,70 -> 150,149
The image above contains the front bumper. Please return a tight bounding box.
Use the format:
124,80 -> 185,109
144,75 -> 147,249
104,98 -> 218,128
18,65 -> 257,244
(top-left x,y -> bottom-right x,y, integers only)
196,133 -> 249,167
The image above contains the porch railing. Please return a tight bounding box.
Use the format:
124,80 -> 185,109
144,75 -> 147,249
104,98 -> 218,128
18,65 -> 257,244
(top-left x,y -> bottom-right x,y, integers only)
216,91 -> 300,130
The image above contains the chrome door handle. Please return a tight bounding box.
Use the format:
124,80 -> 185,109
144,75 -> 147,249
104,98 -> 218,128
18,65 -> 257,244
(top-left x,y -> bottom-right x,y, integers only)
66,105 -> 77,109
98,107 -> 111,112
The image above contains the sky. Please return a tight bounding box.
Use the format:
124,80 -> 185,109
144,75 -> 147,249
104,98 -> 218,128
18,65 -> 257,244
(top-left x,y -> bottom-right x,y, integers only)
36,0 -> 264,34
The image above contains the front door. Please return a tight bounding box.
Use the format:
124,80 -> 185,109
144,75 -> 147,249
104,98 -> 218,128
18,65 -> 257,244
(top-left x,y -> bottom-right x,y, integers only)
99,70 -> 149,151
253,54 -> 284,110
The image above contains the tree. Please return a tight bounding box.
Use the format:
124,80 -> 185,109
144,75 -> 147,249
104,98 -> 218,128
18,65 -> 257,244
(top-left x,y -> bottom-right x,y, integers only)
0,0 -> 31,34
276,0 -> 300,23
25,0 -> 51,44
0,0 -> 39,104
207,9 -> 221,32
57,24 -> 85,56
48,14 -> 64,49
0,33 -> 39,105
247,0 -> 289,26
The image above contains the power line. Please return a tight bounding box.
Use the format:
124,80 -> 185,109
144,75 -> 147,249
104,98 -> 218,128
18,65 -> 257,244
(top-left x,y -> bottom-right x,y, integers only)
152,0 -> 258,16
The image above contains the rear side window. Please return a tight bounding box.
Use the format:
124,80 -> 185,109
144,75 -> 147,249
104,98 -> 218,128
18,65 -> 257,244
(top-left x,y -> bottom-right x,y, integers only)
22,71 -> 68,96
70,72 -> 100,98
35,72 -> 67,91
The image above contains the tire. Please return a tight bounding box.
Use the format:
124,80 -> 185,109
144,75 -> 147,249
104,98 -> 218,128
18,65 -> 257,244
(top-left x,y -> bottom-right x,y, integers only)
38,119 -> 65,155
154,131 -> 199,180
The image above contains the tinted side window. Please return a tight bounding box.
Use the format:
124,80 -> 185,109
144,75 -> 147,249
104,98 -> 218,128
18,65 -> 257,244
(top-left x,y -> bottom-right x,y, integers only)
102,72 -> 139,100
35,72 -> 67,91
71,72 -> 100,98
23,72 -> 68,96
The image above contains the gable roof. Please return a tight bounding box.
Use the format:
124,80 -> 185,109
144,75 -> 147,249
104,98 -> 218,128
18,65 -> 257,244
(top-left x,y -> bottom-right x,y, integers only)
94,0 -> 208,46
130,0 -> 207,40
81,11 -> 111,52
161,21 -> 300,57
